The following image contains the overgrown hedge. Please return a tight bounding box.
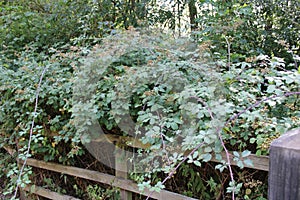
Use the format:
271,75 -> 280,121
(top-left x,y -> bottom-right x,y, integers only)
1,29 -> 299,199
0,0 -> 299,199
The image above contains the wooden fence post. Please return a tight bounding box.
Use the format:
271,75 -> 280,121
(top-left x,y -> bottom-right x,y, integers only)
268,128 -> 300,200
115,148 -> 133,200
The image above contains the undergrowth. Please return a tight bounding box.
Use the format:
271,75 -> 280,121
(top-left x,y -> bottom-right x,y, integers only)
0,28 -> 299,199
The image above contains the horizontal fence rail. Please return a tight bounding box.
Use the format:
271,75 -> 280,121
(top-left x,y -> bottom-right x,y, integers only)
90,134 -> 270,172
24,158 -> 198,200
23,185 -> 81,200
2,133 -> 270,200
210,152 -> 269,171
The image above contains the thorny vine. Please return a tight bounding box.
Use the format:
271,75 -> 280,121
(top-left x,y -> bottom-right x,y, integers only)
12,67 -> 48,199
146,91 -> 300,200
11,66 -> 300,200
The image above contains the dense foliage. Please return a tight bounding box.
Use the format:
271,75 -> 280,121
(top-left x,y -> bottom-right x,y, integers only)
192,0 -> 299,64
73,30 -> 299,198
0,0 -> 299,199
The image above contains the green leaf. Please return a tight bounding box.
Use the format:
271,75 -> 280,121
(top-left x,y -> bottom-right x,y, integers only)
249,138 -> 256,144
266,85 -> 276,93
233,151 -> 240,158
193,160 -> 201,167
267,100 -> 276,106
241,150 -> 251,157
202,153 -> 212,162
171,122 -> 178,130
204,137 -> 211,144
243,158 -> 254,167
153,126 -> 160,132
237,160 -> 244,168
256,150 -> 262,156
204,146 -> 212,153
215,164 -> 227,172
192,151 -> 199,159
215,153 -> 222,161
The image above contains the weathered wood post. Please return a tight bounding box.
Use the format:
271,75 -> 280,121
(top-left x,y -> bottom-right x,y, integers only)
115,148 -> 133,200
268,128 -> 300,200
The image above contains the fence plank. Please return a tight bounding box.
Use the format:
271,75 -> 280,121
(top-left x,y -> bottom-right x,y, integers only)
25,158 -> 197,200
4,135 -> 269,172
210,152 -> 269,171
23,185 -> 80,200
3,139 -> 270,200
94,134 -> 270,171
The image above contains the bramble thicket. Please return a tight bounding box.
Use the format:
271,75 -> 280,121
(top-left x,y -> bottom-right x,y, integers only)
0,0 -> 299,199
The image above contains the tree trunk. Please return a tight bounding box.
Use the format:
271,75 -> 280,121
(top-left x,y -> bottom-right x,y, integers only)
188,0 -> 197,31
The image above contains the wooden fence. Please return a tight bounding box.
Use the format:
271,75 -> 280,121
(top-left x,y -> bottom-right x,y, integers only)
8,127 -> 299,200
23,158 -> 199,200
21,153 -> 269,200
3,139 -> 270,200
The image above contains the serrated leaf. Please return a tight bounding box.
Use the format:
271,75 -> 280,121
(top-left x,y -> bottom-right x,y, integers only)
215,164 -> 227,172
237,160 -> 244,168
204,146 -> 212,153
192,151 -> 199,159
256,150 -> 262,156
243,158 -> 254,167
193,160 -> 201,167
197,112 -> 204,119
149,118 -> 156,125
204,137 -> 211,144
267,100 -> 276,106
215,153 -> 222,161
266,85 -> 276,93
173,117 -> 182,124
153,126 -> 160,132
171,123 -> 178,130
233,151 -> 240,158
215,164 -> 222,170
202,153 -> 212,162
249,138 -> 256,144
241,150 -> 251,158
